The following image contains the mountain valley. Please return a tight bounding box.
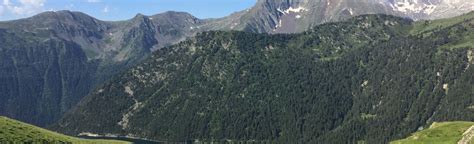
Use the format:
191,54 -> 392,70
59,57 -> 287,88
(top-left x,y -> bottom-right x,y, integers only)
0,0 -> 473,143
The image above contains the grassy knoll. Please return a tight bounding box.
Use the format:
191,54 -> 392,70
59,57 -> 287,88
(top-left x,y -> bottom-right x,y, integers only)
391,121 -> 474,144
0,116 -> 129,144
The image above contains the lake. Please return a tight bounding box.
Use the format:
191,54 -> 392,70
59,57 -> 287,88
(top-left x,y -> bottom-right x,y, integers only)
79,136 -> 165,144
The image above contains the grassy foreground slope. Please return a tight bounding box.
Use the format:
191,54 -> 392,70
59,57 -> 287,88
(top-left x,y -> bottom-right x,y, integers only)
0,116 -> 128,143
391,122 -> 474,144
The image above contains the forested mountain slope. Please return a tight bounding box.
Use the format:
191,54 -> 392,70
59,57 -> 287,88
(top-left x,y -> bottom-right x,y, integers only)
0,30 -> 96,126
54,13 -> 474,143
0,10 -> 203,126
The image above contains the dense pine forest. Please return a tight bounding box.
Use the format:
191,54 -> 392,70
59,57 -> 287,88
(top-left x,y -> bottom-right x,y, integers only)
53,13 -> 474,143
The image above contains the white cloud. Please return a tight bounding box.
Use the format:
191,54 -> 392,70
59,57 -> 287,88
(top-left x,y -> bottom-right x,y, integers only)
87,0 -> 100,3
18,0 -> 44,6
0,5 -> 4,15
65,3 -> 74,9
102,5 -> 108,13
2,0 -> 46,15
3,0 -> 11,6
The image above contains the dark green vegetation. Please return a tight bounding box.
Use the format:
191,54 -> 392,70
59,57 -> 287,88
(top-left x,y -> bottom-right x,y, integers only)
0,30 -> 96,126
0,10 -> 203,126
54,12 -> 474,143
391,122 -> 474,144
0,116 -> 128,143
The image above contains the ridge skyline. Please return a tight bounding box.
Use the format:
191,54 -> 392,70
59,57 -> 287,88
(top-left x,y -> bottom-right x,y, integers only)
0,0 -> 257,21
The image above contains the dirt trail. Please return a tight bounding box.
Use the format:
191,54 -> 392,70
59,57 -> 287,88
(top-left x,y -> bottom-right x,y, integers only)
458,126 -> 474,144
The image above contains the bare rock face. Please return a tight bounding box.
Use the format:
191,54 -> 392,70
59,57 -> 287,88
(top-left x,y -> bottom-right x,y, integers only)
384,0 -> 474,20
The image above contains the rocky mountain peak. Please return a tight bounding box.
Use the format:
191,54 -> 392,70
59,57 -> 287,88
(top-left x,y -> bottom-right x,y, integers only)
132,13 -> 147,19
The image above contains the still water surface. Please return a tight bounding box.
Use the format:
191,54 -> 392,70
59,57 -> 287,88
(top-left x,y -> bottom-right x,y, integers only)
79,136 -> 165,144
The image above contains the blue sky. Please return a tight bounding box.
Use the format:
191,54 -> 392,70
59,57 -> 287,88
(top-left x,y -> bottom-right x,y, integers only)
0,0 -> 257,21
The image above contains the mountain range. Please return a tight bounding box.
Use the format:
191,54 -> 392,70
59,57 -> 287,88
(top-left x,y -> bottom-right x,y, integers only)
206,0 -> 474,33
0,0 -> 473,137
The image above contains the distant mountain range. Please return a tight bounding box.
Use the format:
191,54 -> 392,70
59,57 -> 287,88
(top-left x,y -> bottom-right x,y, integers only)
0,0 -> 473,127
208,0 -> 474,33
